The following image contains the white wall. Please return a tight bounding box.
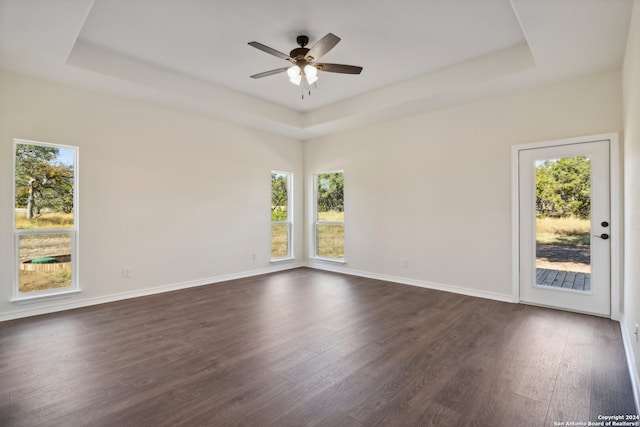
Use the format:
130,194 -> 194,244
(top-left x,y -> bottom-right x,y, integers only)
622,0 -> 640,408
0,70 -> 304,320
0,66 -> 627,320
305,70 -> 623,299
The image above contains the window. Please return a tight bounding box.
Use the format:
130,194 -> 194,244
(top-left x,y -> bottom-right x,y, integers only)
314,171 -> 344,260
13,140 -> 79,300
271,171 -> 292,260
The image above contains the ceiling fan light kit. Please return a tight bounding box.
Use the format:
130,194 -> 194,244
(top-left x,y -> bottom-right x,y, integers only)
249,33 -> 363,99
287,64 -> 318,86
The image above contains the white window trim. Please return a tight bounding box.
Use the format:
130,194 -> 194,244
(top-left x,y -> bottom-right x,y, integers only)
313,170 -> 345,263
271,171 -> 293,262
309,252 -> 347,264
12,139 -> 80,302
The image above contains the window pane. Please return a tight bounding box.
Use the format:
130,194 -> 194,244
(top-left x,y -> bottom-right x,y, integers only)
535,156 -> 591,291
271,173 -> 288,221
316,172 -> 343,220
317,210 -> 344,222
317,224 -> 344,258
271,224 -> 288,258
15,144 -> 75,229
18,233 -> 73,293
271,171 -> 292,260
315,171 -> 344,259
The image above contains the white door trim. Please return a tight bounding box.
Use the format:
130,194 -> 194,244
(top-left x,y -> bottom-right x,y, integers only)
511,133 -> 621,319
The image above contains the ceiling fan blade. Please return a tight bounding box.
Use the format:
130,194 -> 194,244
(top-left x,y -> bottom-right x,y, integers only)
305,33 -> 340,61
248,41 -> 292,61
250,67 -> 289,79
315,63 -> 363,74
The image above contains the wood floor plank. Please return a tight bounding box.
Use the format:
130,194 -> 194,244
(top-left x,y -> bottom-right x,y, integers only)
389,401 -> 462,427
514,314 -> 570,403
0,268 -> 635,426
589,320 -> 636,418
545,315 -> 595,424
265,371 -> 376,427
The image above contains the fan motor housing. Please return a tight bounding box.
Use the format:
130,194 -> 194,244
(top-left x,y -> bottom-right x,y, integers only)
290,47 -> 309,60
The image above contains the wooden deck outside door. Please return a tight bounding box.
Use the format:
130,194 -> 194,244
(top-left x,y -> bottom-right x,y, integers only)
517,139 -> 611,316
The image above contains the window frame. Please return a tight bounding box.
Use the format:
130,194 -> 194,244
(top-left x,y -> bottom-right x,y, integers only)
12,139 -> 80,301
271,170 -> 293,262
313,170 -> 345,263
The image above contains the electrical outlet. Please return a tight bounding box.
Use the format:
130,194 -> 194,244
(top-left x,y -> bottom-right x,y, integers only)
252,252 -> 258,262
122,267 -> 132,278
635,324 -> 639,343
401,258 -> 409,268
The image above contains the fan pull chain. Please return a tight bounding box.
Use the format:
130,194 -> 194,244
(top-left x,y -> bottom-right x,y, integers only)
300,82 -> 317,100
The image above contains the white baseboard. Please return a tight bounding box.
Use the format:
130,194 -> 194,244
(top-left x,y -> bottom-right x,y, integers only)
620,316 -> 640,414
0,261 -> 532,322
0,262 -> 305,322
305,261 -> 514,303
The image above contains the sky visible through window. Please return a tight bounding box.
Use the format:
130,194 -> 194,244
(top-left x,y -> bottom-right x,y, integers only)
56,148 -> 74,166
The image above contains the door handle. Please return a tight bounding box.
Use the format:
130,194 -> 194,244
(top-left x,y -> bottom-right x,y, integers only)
594,233 -> 609,240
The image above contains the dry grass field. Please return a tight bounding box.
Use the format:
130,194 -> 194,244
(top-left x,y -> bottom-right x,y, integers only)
316,211 -> 345,259
15,210 -> 74,230
271,224 -> 288,258
536,216 -> 591,273
271,210 -> 345,259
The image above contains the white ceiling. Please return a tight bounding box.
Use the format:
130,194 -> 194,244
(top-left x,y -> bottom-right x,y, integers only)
0,0 -> 633,139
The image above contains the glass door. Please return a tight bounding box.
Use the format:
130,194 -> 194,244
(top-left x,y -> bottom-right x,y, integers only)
518,140 -> 610,316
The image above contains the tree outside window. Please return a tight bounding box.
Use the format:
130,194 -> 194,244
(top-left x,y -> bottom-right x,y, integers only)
14,140 -> 78,297
271,172 -> 292,260
315,171 -> 344,260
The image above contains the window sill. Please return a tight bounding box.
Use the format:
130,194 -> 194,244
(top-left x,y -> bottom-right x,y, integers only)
270,256 -> 296,263
309,256 -> 346,264
11,289 -> 81,304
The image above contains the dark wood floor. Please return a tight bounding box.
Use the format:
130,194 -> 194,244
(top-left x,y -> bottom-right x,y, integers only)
0,268 -> 635,426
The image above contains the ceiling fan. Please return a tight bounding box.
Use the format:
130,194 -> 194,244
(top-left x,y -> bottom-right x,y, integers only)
248,33 -> 363,92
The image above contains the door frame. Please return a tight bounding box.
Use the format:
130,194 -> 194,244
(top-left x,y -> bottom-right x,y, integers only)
511,133 -> 622,319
